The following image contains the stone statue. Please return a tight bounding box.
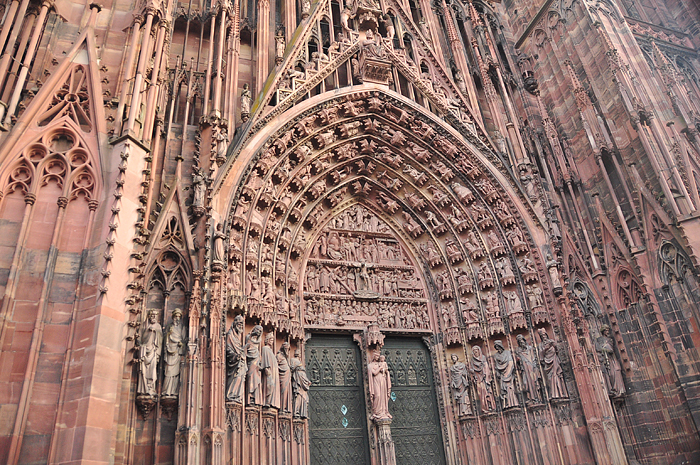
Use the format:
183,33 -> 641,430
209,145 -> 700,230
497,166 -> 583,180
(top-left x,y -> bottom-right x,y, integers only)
278,342 -> 293,413
213,223 -> 226,264
515,334 -> 541,404
368,351 -> 392,421
192,167 -> 206,208
493,340 -> 519,408
450,354 -> 472,416
246,325 -> 264,405
291,349 -> 311,418
226,315 -> 247,403
596,325 -> 625,398
381,14 -> 395,41
260,333 -> 281,409
162,308 -> 185,397
546,254 -> 562,289
137,309 -> 163,396
275,30 -> 286,63
340,6 -> 351,32
469,345 -> 495,413
537,328 -> 568,399
301,0 -> 311,18
240,83 -> 252,118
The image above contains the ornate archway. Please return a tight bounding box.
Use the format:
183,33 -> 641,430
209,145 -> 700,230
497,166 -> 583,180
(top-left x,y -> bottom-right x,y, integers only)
206,86 -> 575,465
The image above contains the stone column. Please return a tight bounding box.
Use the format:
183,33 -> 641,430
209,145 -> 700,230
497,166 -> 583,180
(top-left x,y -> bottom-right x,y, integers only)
374,418 -> 397,465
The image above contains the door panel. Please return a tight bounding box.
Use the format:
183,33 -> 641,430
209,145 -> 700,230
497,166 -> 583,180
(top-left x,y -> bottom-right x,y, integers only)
307,336 -> 370,465
383,337 -> 446,465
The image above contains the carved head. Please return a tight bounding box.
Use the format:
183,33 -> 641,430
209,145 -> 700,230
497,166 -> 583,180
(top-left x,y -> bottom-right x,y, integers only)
265,332 -> 274,346
472,345 -> 482,358
172,308 -> 183,322
233,315 -> 244,331
147,309 -> 159,323
252,325 -> 263,337
600,324 -> 610,336
494,340 -> 504,353
450,354 -> 459,363
537,327 -> 548,340
516,334 -> 526,347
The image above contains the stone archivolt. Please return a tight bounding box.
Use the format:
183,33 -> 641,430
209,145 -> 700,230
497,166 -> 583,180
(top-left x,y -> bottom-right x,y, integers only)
226,91 -> 547,346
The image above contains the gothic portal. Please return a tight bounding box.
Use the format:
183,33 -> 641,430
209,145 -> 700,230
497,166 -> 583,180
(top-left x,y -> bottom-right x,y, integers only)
0,0 -> 699,464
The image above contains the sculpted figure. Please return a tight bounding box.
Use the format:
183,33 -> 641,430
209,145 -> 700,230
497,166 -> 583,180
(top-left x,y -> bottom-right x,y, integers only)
470,345 -> 495,413
162,309 -> 185,397
537,328 -> 568,399
226,316 -> 247,403
240,83 -> 253,116
246,325 -> 264,405
450,354 -> 472,416
213,223 -> 226,264
493,340 -> 519,408
368,352 -> 392,420
137,310 -> 163,396
596,325 -> 625,398
340,7 -> 351,32
546,254 -> 562,289
260,333 -> 281,409
275,31 -> 285,62
291,349 -> 312,418
278,342 -> 293,413
515,334 -> 541,403
192,167 -> 206,208
301,0 -> 311,17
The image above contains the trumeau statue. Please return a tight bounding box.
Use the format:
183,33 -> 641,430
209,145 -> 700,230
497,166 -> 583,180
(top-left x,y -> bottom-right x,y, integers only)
493,340 -> 519,408
278,342 -> 293,414
537,328 -> 568,399
470,345 -> 495,413
368,351 -> 392,421
138,310 -> 163,396
246,325 -> 264,405
291,349 -> 311,418
260,333 -> 281,409
162,308 -> 185,397
226,315 -> 247,403
515,334 -> 542,404
596,325 -> 625,398
450,354 -> 472,416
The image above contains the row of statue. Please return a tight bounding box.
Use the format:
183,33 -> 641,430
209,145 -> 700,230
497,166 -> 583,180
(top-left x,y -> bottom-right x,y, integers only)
449,329 -> 568,416
225,316 -> 312,418
304,264 -> 423,297
304,297 -> 430,329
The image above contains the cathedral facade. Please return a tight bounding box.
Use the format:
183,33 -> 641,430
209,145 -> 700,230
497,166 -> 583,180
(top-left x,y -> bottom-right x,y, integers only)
0,0 -> 698,463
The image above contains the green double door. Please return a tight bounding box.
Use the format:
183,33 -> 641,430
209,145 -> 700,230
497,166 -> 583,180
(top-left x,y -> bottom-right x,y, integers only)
306,336 -> 445,465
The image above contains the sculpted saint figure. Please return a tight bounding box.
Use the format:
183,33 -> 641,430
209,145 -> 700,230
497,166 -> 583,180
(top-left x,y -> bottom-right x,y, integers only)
596,325 -> 625,398
226,316 -> 247,403
546,254 -> 562,289
368,352 -> 392,420
260,333 -> 281,409
192,167 -> 206,208
515,334 -> 541,403
138,310 -> 163,396
240,83 -> 253,116
213,223 -> 226,264
162,309 -> 185,397
278,342 -> 293,413
470,345 -> 495,413
291,349 -> 312,418
246,325 -> 264,405
493,340 -> 519,408
537,328 -> 568,399
450,354 -> 472,416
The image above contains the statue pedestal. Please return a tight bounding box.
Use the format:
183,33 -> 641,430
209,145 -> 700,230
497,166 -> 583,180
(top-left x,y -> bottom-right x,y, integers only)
373,418 -> 396,465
